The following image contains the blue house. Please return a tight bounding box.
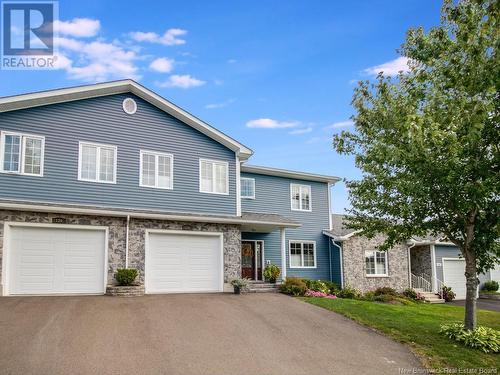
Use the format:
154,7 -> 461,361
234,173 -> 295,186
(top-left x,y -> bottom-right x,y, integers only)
0,80 -> 341,296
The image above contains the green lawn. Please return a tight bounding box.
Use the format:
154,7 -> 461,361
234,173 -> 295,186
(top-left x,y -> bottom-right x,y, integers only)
300,297 -> 500,369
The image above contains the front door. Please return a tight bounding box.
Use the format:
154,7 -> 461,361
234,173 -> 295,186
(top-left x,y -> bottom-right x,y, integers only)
241,241 -> 263,280
241,241 -> 255,279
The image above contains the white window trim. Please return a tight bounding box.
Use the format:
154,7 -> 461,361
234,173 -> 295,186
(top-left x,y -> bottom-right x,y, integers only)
0,131 -> 45,177
290,183 -> 312,212
78,141 -> 117,184
288,240 -> 317,269
139,150 -> 174,190
199,158 -> 229,195
365,250 -> 389,277
240,177 -> 255,199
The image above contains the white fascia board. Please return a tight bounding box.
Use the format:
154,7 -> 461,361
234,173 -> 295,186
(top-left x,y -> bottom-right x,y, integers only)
407,238 -> 455,246
322,229 -> 360,241
0,80 -> 253,160
241,164 -> 340,184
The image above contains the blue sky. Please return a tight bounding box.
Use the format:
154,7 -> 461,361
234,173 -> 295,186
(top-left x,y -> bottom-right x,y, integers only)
0,0 -> 442,213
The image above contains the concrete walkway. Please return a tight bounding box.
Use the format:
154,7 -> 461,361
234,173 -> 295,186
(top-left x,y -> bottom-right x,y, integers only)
0,293 -> 421,375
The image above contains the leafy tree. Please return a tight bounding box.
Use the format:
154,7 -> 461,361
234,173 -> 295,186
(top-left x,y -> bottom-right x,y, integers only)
333,0 -> 499,330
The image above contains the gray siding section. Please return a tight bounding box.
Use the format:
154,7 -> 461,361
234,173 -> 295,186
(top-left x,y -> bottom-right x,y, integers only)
329,241 -> 342,286
241,172 -> 332,281
0,94 -> 237,215
435,245 -> 489,288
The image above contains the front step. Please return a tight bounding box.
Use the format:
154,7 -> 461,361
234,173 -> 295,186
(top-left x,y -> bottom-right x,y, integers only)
414,288 -> 445,304
246,281 -> 279,293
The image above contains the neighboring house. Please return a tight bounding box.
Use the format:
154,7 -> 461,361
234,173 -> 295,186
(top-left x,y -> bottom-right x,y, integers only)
324,214 -> 499,299
0,80 -> 341,296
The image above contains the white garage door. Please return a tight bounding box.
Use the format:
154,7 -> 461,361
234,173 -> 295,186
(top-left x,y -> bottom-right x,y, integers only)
490,265 -> 500,284
146,231 -> 222,294
6,225 -> 106,295
443,259 -> 466,300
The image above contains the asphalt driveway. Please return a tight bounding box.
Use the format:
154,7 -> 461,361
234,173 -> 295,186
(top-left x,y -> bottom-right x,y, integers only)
449,298 -> 500,312
0,293 -> 420,375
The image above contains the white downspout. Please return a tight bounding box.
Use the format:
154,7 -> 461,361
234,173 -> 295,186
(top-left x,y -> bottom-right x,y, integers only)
430,243 -> 437,293
280,227 -> 287,280
407,241 -> 416,288
235,153 -> 241,217
330,240 -> 344,288
125,215 -> 130,268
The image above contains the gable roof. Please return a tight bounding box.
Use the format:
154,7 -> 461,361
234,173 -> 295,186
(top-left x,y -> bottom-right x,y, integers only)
241,164 -> 340,184
325,214 -> 454,245
0,80 -> 253,160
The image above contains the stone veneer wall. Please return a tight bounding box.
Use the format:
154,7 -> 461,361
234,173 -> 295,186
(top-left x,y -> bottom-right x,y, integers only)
0,210 -> 241,289
409,245 -> 432,278
341,234 -> 410,293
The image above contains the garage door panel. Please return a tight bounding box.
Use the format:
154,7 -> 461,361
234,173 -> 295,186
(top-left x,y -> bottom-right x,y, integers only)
8,226 -> 106,295
443,259 -> 467,299
146,232 -> 222,294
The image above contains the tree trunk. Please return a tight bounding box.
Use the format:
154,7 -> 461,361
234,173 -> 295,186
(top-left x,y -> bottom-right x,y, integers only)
463,248 -> 478,330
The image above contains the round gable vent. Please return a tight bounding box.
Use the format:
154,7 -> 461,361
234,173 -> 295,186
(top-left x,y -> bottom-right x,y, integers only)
122,98 -> 137,114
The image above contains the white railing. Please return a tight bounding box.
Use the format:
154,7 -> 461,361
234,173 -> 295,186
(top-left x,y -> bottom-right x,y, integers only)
410,273 -> 432,292
435,278 -> 445,298
411,272 -> 445,295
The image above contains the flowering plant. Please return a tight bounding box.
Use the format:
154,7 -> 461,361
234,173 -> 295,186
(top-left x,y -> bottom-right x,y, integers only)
305,289 -> 337,299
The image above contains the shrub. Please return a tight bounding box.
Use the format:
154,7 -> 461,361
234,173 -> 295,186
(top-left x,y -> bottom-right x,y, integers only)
373,294 -> 395,303
442,286 -> 456,302
363,291 -> 375,301
322,280 -> 340,294
304,279 -> 340,294
482,280 -> 499,292
337,285 -> 361,299
305,280 -> 329,294
403,288 -> 417,299
373,287 -> 398,296
305,290 -> 337,299
279,277 -> 307,296
115,268 -> 138,286
440,323 -> 500,353
263,264 -> 281,283
230,278 -> 249,290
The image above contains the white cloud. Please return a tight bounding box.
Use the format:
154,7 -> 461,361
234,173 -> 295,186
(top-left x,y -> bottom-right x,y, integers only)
364,56 -> 410,76
130,28 -> 187,46
246,118 -> 300,129
325,120 -> 354,129
149,57 -> 174,73
205,98 -> 235,109
306,136 -> 330,144
156,74 -> 206,88
54,18 -> 100,38
227,59 -> 237,64
55,37 -> 140,82
289,126 -> 313,135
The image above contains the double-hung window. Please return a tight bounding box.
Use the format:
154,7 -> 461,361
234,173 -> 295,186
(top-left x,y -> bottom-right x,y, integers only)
290,183 -> 312,211
365,250 -> 388,276
78,142 -> 117,183
289,241 -> 316,268
140,150 -> 173,189
240,177 -> 255,199
0,131 -> 44,176
199,159 -> 228,194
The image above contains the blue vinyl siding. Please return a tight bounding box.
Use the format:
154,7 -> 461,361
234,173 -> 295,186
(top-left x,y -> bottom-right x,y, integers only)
0,94 -> 237,215
435,245 -> 490,289
329,241 -> 342,285
435,245 -> 462,283
241,172 -> 334,281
